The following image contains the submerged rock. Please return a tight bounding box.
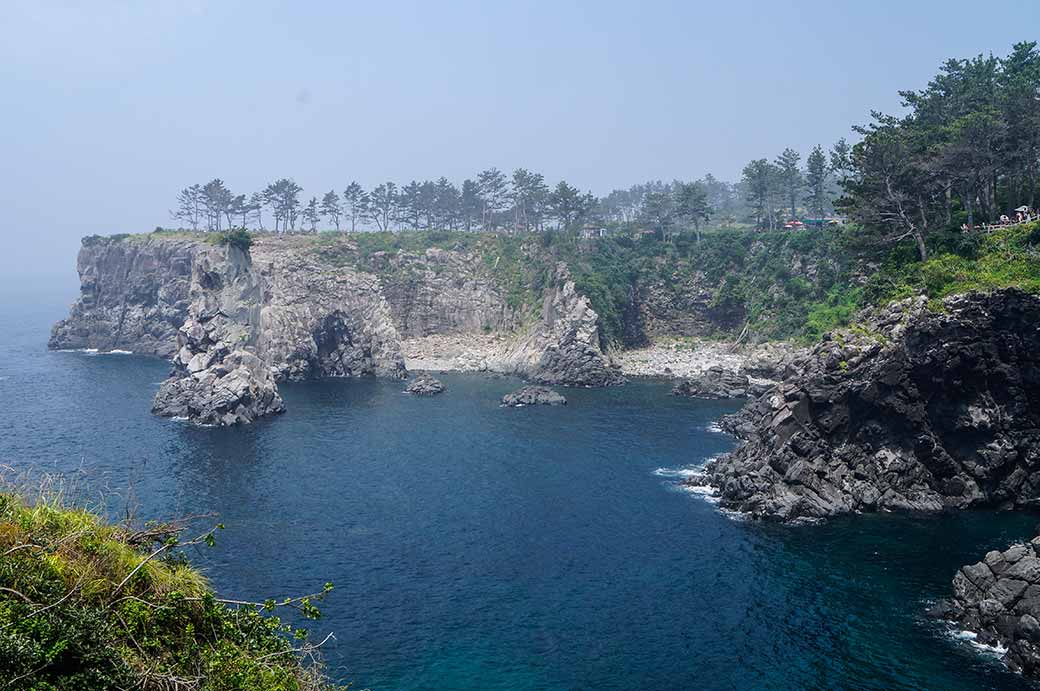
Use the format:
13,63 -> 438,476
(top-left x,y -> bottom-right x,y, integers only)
701,289 -> 1040,522
404,373 -> 445,396
501,385 -> 567,407
933,535 -> 1040,678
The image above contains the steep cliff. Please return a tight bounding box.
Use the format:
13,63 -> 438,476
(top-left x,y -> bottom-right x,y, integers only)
49,236 -> 196,357
691,289 -> 1040,521
54,233 -> 622,425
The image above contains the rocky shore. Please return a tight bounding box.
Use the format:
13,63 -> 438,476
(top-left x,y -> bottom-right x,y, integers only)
688,289 -> 1040,522
932,535 -> 1040,678
52,235 -> 624,425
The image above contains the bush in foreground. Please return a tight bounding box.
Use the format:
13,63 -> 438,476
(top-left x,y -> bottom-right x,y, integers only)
0,490 -> 342,690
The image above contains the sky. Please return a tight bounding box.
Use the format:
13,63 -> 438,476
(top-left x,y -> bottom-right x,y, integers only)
2,0 -> 1039,294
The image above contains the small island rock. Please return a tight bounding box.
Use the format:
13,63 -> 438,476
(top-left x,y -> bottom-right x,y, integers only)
501,385 -> 567,407
404,373 -> 446,396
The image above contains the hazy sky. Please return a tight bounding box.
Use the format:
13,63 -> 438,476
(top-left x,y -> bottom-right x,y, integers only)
2,0 -> 1038,293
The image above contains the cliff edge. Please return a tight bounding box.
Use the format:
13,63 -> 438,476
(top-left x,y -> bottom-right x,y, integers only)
52,233 -> 622,424
690,289 -> 1040,521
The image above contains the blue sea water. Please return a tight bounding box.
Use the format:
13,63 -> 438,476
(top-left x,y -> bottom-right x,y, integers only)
2,293 -> 1038,690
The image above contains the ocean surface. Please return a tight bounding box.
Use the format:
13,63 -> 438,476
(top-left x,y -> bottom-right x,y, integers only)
2,292 -> 1038,690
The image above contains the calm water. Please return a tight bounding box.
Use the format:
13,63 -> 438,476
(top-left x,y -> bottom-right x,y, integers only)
2,294 -> 1038,690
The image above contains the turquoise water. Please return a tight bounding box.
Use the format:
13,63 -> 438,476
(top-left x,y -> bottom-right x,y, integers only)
2,295 -> 1038,690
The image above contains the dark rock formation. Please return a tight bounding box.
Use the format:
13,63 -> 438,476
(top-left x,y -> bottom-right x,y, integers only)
693,289 -> 1040,521
404,373 -> 445,396
931,535 -> 1040,678
670,365 -> 769,399
501,385 -> 567,407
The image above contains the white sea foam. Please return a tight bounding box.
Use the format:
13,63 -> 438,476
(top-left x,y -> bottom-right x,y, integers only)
105,349 -> 133,355
56,348 -> 99,354
652,465 -> 704,479
705,422 -> 724,433
949,628 -> 1008,657
680,483 -> 721,504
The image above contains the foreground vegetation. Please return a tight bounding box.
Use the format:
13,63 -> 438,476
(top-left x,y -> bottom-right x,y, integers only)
0,488 -> 341,690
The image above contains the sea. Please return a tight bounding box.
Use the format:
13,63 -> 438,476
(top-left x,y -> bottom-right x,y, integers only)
1,290 -> 1036,690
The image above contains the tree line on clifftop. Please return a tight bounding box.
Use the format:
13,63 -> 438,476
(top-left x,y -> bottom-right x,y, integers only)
169,42 -> 1040,263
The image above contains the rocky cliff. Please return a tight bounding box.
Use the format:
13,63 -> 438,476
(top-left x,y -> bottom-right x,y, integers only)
53,233 -> 621,424
50,236 -> 196,357
691,289 -> 1040,521
932,535 -> 1040,678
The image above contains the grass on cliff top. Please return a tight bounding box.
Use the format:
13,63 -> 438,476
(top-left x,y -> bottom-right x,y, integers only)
865,222 -> 1040,306
0,483 -> 343,691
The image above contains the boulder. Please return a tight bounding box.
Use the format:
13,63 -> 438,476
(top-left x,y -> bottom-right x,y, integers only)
501,385 -> 567,407
671,365 -> 759,399
404,374 -> 446,396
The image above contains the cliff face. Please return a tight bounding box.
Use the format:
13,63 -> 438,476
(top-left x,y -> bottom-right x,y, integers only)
54,234 -> 621,424
49,237 -> 196,357
695,289 -> 1040,521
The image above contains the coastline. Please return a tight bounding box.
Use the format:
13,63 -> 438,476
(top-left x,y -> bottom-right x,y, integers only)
402,333 -> 803,379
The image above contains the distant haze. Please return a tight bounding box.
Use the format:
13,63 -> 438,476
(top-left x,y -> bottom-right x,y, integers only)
1,0 -> 1037,294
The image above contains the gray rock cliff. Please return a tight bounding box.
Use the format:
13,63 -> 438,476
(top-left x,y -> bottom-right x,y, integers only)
54,234 -> 624,424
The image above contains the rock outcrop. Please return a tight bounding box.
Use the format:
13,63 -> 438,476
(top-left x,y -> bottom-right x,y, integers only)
692,289 -> 1040,521
404,374 -> 445,396
670,365 -> 769,399
931,535 -> 1040,678
501,385 -> 567,407
500,264 -> 624,387
55,234 -> 626,425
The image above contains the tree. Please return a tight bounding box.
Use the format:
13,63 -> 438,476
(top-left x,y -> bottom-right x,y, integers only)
302,197 -> 320,232
640,189 -> 675,236
263,179 -> 302,233
742,159 -> 780,230
509,168 -> 549,232
320,190 -> 342,231
171,184 -> 203,231
673,182 -> 712,241
397,181 -> 423,229
838,116 -> 939,261
248,192 -> 265,230
804,144 -> 830,219
477,168 -> 508,231
433,177 -> 461,230
548,180 -> 594,232
342,182 -> 367,232
775,148 -> 803,221
460,179 -> 481,231
366,182 -> 398,232
201,179 -> 233,231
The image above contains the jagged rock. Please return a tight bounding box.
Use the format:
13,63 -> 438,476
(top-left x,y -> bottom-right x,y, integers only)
152,350 -> 284,425
695,289 -> 1040,522
501,385 -> 567,407
500,263 -> 624,387
404,374 -> 445,396
933,536 -> 1040,678
670,365 -> 767,399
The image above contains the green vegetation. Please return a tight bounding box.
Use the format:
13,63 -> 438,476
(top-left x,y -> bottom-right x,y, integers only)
866,222 -> 1040,306
211,228 -> 254,252
0,488 -> 341,691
